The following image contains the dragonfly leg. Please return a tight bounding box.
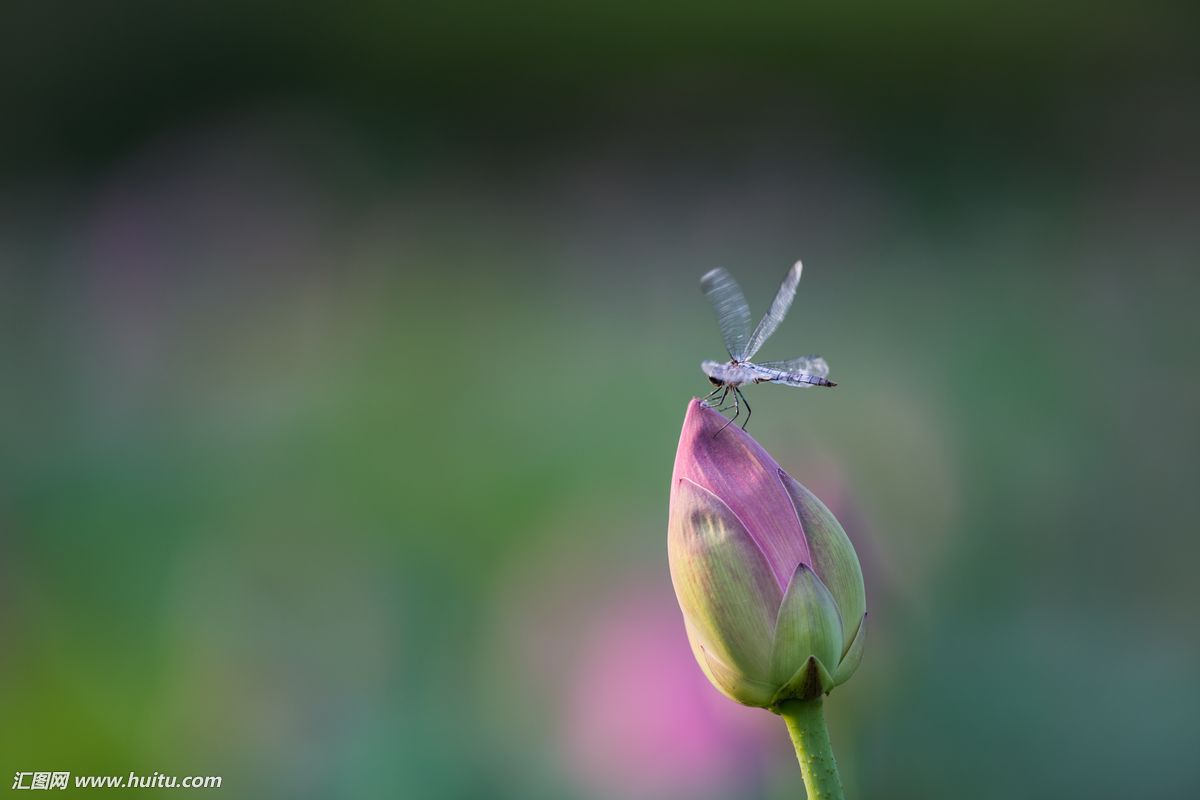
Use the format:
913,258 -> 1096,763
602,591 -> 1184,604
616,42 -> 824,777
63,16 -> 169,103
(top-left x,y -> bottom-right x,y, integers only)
737,387 -> 751,430
701,384 -> 725,406
709,385 -> 731,409
716,387 -> 741,437
716,386 -> 739,412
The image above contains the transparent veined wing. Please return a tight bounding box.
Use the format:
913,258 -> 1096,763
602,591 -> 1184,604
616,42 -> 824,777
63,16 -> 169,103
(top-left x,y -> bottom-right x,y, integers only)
752,355 -> 830,378
700,267 -> 751,361
743,261 -> 803,360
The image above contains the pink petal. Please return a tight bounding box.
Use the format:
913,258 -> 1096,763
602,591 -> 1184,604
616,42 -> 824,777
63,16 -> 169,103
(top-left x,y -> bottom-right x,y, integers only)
671,399 -> 811,590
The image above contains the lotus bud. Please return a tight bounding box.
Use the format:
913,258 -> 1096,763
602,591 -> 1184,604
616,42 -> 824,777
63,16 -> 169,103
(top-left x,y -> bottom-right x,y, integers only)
668,399 -> 867,709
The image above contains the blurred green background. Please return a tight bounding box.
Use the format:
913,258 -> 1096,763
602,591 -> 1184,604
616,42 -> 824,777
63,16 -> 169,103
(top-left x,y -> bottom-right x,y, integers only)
2,3 -> 1198,798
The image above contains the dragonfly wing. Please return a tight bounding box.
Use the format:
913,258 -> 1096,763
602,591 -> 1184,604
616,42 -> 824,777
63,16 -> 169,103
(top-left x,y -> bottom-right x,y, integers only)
700,267 -> 752,361
753,355 -> 830,378
743,261 -> 803,360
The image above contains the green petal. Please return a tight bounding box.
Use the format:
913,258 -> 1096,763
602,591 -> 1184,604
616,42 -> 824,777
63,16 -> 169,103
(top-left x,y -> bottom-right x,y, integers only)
769,563 -> 844,688
780,471 -> 866,646
772,655 -> 837,705
669,478 -> 781,685
698,645 -> 778,708
833,613 -> 867,686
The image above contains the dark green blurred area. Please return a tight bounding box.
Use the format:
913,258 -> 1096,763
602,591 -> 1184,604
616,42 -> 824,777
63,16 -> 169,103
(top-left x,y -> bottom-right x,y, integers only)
2,3 -> 1198,799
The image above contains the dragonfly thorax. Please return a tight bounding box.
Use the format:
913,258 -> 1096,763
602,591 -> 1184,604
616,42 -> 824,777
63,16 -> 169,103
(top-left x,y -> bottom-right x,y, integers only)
701,360 -> 761,386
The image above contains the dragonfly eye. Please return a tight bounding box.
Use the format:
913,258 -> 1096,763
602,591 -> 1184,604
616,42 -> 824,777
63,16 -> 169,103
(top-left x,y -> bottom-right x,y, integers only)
707,376 -> 723,387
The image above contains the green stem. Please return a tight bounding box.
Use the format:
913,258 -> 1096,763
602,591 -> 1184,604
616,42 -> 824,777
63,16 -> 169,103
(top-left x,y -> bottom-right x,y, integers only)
777,696 -> 846,800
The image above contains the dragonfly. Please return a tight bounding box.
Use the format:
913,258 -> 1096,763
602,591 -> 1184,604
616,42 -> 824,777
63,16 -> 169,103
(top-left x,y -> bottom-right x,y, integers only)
700,260 -> 835,431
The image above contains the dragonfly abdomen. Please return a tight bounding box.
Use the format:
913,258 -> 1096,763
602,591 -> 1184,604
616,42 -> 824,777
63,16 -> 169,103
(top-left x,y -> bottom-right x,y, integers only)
753,370 -> 837,388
